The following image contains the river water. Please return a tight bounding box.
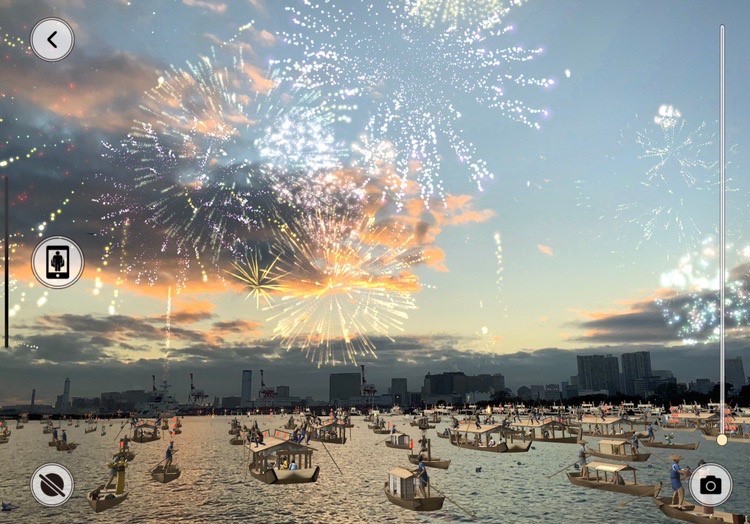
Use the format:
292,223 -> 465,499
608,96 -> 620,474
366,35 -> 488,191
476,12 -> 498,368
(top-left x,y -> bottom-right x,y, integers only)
0,416 -> 747,523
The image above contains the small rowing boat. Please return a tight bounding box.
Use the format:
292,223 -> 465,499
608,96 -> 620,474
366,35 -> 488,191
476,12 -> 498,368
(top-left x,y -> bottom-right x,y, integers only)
566,461 -> 661,497
151,465 -> 181,483
229,435 -> 244,445
56,442 -> 78,451
85,425 -> 97,434
247,436 -> 320,485
407,438 -> 450,469
653,496 -> 747,523
435,429 -> 449,439
385,433 -> 412,450
87,484 -> 128,513
384,467 -> 444,512
641,440 -> 699,450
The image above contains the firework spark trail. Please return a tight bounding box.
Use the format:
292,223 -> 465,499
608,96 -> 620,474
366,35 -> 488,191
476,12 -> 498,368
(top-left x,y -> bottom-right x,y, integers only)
657,237 -> 750,343
276,0 -> 553,207
493,231 -> 504,309
408,0 -> 527,27
163,287 -> 172,382
252,209 -> 421,367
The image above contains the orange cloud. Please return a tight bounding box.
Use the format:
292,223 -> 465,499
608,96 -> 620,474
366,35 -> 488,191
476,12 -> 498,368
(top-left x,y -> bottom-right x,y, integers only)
537,244 -> 554,256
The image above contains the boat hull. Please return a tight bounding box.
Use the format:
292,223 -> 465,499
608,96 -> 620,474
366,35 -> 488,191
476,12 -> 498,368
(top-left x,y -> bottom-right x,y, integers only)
586,449 -> 650,462
407,454 -> 450,470
566,473 -> 660,497
653,496 -> 746,523
56,443 -> 78,451
151,466 -> 181,483
385,442 -> 411,450
448,439 -> 532,453
383,484 -> 444,512
250,466 -> 320,485
373,429 -> 390,435
435,430 -> 449,439
87,486 -> 128,513
642,441 -> 699,450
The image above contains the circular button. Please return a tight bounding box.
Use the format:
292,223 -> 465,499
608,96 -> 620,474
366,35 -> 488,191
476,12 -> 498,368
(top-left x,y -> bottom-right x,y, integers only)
30,18 -> 75,62
689,463 -> 733,507
31,236 -> 85,289
30,463 -> 74,508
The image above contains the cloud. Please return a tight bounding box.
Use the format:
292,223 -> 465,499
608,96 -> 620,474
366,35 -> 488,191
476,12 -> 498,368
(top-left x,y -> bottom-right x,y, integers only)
182,0 -> 227,13
537,244 -> 554,256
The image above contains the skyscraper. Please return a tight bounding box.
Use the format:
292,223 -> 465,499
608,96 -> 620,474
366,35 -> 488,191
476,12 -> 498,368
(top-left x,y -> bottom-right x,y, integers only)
725,357 -> 747,392
241,370 -> 253,407
329,373 -> 361,404
61,378 -> 71,412
621,351 -> 652,395
391,378 -> 408,406
576,355 -> 620,395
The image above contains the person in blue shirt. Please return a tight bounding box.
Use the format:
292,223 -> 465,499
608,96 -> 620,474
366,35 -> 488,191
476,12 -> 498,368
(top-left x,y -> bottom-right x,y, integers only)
669,454 -> 688,509
416,458 -> 429,498
61,429 -> 67,444
647,423 -> 655,442
165,440 -> 176,472
52,428 -> 58,442
289,459 -> 299,471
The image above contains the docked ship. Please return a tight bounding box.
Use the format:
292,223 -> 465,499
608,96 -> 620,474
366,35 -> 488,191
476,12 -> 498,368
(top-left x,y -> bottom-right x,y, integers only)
136,375 -> 179,419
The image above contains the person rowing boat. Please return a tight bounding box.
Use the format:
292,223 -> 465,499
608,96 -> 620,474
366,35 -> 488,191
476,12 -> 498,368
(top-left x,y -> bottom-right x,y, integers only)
669,454 -> 690,510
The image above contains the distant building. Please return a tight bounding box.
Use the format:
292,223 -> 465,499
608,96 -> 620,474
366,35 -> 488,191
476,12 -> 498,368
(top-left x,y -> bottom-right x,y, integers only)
329,373 -> 361,405
577,355 -> 620,395
561,381 -> 578,399
391,378 -> 408,406
71,397 -> 100,413
276,385 -> 290,398
621,351 -> 652,396
222,396 -> 241,409
407,392 -> 422,407
529,385 -> 544,400
241,370 -> 253,407
544,384 -> 560,401
689,378 -> 716,395
725,357 -> 747,392
517,386 -> 532,401
55,378 -> 72,413
634,370 -> 677,397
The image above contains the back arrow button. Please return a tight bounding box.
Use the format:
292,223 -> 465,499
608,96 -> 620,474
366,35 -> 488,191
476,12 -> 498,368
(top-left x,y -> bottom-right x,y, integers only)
47,31 -> 58,48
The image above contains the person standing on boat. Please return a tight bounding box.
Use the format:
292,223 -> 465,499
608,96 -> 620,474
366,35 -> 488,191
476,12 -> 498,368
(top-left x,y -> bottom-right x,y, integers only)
647,423 -> 655,442
52,427 -> 58,443
416,457 -> 429,498
669,454 -> 689,509
474,413 -> 481,430
61,429 -> 67,444
629,434 -> 640,456
165,440 -> 176,472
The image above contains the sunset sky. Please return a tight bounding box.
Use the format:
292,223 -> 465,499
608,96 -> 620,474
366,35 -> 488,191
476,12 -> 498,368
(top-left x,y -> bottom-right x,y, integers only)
0,0 -> 748,404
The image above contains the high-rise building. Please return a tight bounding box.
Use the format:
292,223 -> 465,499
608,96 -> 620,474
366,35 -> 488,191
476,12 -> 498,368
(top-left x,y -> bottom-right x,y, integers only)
577,355 -> 620,395
634,370 -> 676,397
621,351 -> 652,395
517,386 -> 532,401
530,384 -> 545,400
544,384 -> 560,401
725,357 -> 747,392
391,378 -> 408,406
60,378 -> 71,412
329,373 -> 361,404
222,396 -> 241,409
241,370 -> 253,406
276,385 -> 290,398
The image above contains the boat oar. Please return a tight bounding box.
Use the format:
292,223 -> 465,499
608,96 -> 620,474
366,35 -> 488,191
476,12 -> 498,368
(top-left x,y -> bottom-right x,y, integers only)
319,441 -> 343,475
113,422 -> 127,442
617,486 -> 661,508
374,436 -> 393,446
545,460 -> 580,479
429,482 -> 478,520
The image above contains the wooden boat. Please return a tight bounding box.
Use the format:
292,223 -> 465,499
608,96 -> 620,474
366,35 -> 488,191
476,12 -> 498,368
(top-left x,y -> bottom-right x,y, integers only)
653,496 -> 747,523
56,442 -> 78,451
101,427 -> 107,436
385,433 -> 412,450
15,423 -> 23,429
410,418 -> 435,430
384,468 -> 444,512
132,424 -> 161,443
247,436 -> 320,485
435,429 -> 449,439
42,426 -> 57,434
87,484 -> 128,513
641,440 -> 699,450
48,440 -> 58,447
407,454 -> 450,469
229,435 -> 244,445
448,423 -> 533,453
85,425 -> 98,434
170,428 -> 182,435
509,420 -> 579,444
0,438 -> 8,445
228,428 -> 240,436
586,439 -> 650,462
566,461 -> 661,497
151,465 -> 181,483
373,428 -> 390,435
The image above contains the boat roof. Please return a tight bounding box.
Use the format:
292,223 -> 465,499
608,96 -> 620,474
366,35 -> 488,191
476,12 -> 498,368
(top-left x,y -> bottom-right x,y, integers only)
580,416 -> 626,425
453,422 -> 504,434
675,412 -> 718,420
510,419 -> 564,429
388,467 -> 416,479
597,439 -> 630,446
248,436 -> 313,454
587,461 -> 635,473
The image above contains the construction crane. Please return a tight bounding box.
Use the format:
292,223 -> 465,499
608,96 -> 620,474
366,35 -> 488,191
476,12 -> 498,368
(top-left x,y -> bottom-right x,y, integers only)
360,364 -> 377,398
259,370 -> 277,398
188,373 -> 209,406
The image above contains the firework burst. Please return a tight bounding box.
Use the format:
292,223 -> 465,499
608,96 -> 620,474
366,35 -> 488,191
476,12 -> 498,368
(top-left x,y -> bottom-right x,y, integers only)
251,208 -> 422,366
657,236 -> 750,343
227,250 -> 285,308
276,0 -> 553,207
408,0 -> 526,28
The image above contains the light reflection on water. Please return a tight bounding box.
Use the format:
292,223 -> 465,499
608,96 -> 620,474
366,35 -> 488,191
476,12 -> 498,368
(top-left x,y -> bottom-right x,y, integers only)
0,416 -> 747,523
